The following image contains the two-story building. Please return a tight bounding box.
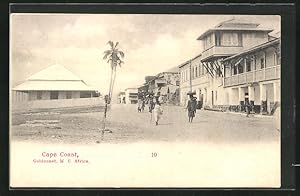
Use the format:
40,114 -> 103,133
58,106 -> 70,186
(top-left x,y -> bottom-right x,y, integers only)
196,18 -> 276,111
178,18 -> 280,114
179,54 -> 209,107
222,38 -> 280,114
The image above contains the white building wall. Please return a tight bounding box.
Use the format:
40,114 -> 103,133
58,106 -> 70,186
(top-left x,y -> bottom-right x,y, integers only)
41,91 -> 50,100
58,91 -> 67,99
72,91 -> 80,98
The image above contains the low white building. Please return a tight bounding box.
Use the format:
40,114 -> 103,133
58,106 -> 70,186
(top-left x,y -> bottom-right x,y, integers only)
12,64 -> 98,101
124,87 -> 138,104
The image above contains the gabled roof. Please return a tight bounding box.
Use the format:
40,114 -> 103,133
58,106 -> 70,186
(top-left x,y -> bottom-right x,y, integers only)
27,64 -> 82,81
13,64 -> 96,91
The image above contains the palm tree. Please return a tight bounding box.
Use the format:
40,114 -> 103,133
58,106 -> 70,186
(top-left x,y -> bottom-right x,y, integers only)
101,41 -> 124,134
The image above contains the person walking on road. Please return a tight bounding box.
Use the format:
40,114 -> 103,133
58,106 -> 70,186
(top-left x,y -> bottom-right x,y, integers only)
186,94 -> 197,123
148,95 -> 155,113
245,100 -> 251,117
153,99 -> 163,125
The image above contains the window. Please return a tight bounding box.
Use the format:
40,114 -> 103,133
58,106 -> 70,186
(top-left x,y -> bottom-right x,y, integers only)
221,32 -> 239,46
233,66 -> 237,75
191,67 -> 194,79
215,91 -> 217,101
246,58 -> 251,72
238,63 -> 244,74
251,56 -> 256,70
275,51 -> 281,65
176,81 -> 180,86
238,33 -> 243,46
37,91 -> 42,100
260,58 -> 265,69
215,32 -> 221,46
50,91 -> 58,99
195,67 -> 198,77
66,91 -> 72,99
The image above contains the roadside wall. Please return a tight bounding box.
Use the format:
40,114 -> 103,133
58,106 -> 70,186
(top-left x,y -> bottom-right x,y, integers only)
11,97 -> 105,112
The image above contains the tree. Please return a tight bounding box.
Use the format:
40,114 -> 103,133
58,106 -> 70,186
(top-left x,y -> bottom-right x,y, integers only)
101,41 -> 124,134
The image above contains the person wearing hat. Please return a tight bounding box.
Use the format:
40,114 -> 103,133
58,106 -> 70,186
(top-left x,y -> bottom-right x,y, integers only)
186,93 -> 197,123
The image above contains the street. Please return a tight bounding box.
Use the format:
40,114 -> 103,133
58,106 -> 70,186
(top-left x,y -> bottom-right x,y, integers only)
10,104 -> 280,188
12,103 -> 279,144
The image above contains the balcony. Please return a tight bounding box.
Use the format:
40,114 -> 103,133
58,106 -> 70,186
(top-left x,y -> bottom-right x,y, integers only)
224,65 -> 280,87
201,46 -> 244,61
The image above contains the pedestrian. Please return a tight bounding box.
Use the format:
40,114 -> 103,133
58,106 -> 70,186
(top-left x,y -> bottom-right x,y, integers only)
186,94 -> 197,123
148,95 -> 155,113
245,100 -> 251,117
137,99 -> 142,112
141,99 -> 145,112
153,98 -> 163,125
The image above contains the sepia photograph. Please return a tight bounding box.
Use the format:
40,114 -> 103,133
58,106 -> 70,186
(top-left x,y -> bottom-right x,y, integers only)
10,13 -> 281,188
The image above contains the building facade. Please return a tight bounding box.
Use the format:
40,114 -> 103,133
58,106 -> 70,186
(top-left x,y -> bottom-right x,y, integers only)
117,92 -> 126,104
179,54 -> 210,107
178,19 -> 280,114
124,87 -> 138,104
138,68 -> 180,104
222,38 -> 280,114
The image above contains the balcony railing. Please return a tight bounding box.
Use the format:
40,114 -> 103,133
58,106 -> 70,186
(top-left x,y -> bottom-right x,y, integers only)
224,65 -> 280,87
202,46 -> 244,61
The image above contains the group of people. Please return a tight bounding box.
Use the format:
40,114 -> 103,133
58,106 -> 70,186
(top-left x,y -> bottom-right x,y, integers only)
136,91 -> 199,125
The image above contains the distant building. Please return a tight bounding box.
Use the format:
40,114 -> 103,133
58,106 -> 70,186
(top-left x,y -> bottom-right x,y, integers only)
12,64 -> 98,102
139,66 -> 180,104
117,92 -> 126,104
124,87 -> 138,104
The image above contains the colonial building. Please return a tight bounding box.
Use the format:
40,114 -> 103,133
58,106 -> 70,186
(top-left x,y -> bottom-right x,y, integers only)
222,38 -> 280,114
179,18 -> 280,114
12,64 -> 98,101
179,54 -> 209,108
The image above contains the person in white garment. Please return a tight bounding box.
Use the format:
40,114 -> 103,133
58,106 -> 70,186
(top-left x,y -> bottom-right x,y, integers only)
153,98 -> 163,125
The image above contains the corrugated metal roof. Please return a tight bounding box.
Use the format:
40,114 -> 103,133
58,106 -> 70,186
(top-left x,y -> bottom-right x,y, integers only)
27,64 -> 82,81
13,80 -> 95,91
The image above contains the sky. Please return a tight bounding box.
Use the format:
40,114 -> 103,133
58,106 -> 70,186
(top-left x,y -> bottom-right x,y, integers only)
10,14 -> 280,95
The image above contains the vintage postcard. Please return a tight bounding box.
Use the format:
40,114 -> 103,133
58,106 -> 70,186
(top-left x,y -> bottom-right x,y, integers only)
10,13 -> 281,188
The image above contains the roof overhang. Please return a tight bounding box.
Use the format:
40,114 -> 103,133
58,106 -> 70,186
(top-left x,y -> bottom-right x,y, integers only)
197,28 -> 273,40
